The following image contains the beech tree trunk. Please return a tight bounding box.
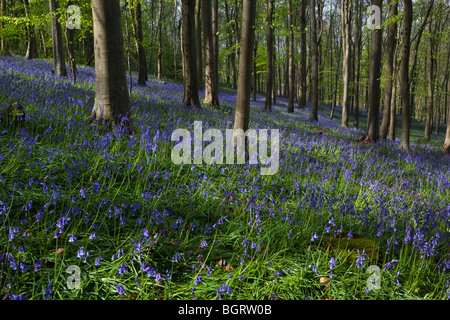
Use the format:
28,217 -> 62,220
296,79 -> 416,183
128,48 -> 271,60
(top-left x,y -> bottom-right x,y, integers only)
298,0 -> 307,109
425,19 -> 437,140
90,0 -> 132,131
157,0 -> 163,83
49,0 -> 67,77
1,0 -> 7,55
287,0 -> 295,113
353,0 -> 363,129
181,0 -> 200,107
310,0 -> 319,121
400,0 -> 413,150
203,0 -> 219,108
365,0 -> 383,143
233,0 -> 256,133
136,0 -> 147,85
380,1 -> 398,139
224,0 -> 237,89
264,0 -> 274,112
24,0 -> 37,60
340,0 -> 352,127
195,0 -> 202,89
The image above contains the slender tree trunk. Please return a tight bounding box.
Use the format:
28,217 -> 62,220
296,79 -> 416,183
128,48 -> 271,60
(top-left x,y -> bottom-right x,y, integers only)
136,0 -> 147,85
380,1 -> 397,139
287,0 -> 295,113
298,0 -> 307,109
195,0 -> 202,89
182,0 -> 200,107
389,58 -> 399,140
157,0 -> 163,82
224,0 -> 237,89
310,0 -> 319,121
425,20 -> 436,140
353,0 -> 362,129
173,0 -> 178,82
264,0 -> 274,112
400,0 -> 413,150
212,0 -> 219,94
65,7 -> 77,83
330,39 -> 342,120
340,0 -> 352,127
444,72 -> 450,153
233,0 -> 256,133
24,0 -> 37,60
253,39 -> 257,101
203,0 -> 219,108
0,0 -> 7,55
49,0 -> 67,77
91,0 -> 132,132
365,0 -> 383,143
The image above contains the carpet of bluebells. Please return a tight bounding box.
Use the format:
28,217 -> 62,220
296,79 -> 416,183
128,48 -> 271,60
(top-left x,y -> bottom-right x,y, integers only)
0,54 -> 449,300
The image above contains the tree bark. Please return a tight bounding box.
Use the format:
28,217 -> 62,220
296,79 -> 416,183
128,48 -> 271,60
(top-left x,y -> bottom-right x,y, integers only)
287,0 -> 295,113
203,0 -> 219,108
23,0 -> 37,60
0,0 -> 7,55
444,72 -> 450,154
298,0 -> 307,109
400,0 -> 413,150
136,0 -> 147,85
424,18 -> 436,141
182,0 -> 200,107
353,0 -> 363,129
157,0 -> 163,83
365,0 -> 383,143
224,0 -> 237,89
340,0 -> 352,127
91,0 -> 132,132
233,0 -> 256,133
195,0 -> 202,89
380,1 -> 398,139
310,0 -> 319,121
49,0 -> 67,77
65,7 -> 77,83
264,0 -> 274,112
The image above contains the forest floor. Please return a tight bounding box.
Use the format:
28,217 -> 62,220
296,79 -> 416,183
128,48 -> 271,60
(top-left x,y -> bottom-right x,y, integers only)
0,54 -> 449,300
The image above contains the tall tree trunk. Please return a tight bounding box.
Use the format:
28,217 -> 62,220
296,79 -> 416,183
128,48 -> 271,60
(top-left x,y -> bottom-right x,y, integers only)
136,0 -> 147,85
91,0 -> 132,132
380,1 -> 397,139
0,0 -> 7,55
330,39 -> 342,120
310,0 -> 319,121
389,57 -> 399,140
424,19 -> 436,140
353,0 -> 362,129
182,0 -> 200,107
173,0 -> 178,82
224,0 -> 237,89
212,0 -> 219,94
195,0 -> 202,89
444,71 -> 450,153
157,0 -> 163,82
233,0 -> 256,133
264,0 -> 274,112
400,0 -> 413,150
65,13 -> 77,82
49,0 -> 67,77
365,0 -> 383,143
23,0 -> 37,60
340,0 -> 352,128
253,39 -> 257,101
203,0 -> 219,108
287,0 -> 295,113
298,0 -> 307,109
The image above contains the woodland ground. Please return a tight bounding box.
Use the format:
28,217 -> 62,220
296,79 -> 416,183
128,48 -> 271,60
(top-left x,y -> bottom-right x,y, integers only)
0,54 -> 449,300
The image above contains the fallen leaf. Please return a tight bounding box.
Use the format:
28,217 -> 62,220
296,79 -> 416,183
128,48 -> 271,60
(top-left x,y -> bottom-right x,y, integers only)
225,264 -> 234,271
56,248 -> 65,255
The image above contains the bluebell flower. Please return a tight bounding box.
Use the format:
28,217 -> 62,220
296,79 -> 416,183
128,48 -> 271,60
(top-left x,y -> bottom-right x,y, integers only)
69,234 -> 77,243
118,263 -> 127,276
117,284 -> 125,296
